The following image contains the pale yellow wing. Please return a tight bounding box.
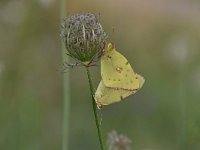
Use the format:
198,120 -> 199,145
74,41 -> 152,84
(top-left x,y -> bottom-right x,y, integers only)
95,80 -> 135,108
95,74 -> 144,108
101,43 -> 142,90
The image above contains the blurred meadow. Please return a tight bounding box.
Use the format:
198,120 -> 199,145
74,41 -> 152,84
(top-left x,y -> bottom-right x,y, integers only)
1,0 -> 200,150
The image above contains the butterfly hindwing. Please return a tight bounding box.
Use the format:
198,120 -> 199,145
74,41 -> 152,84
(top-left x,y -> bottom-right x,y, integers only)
95,80 -> 136,108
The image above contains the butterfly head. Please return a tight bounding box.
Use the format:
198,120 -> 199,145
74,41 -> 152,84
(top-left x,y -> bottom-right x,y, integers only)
102,42 -> 115,56
107,42 -> 115,51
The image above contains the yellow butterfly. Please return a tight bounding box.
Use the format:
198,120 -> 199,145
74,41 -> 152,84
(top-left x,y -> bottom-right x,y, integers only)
95,43 -> 145,108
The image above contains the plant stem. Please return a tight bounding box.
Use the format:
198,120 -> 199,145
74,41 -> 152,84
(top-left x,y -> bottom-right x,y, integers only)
86,67 -> 104,150
60,0 -> 70,150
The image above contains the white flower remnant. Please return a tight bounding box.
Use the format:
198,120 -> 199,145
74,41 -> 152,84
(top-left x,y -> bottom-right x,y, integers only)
107,131 -> 132,150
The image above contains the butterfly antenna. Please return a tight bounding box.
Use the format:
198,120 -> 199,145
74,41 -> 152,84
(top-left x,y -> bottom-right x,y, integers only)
111,26 -> 116,42
112,26 -> 115,35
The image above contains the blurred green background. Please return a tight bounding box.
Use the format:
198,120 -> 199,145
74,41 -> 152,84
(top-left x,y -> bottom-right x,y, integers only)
1,0 -> 200,150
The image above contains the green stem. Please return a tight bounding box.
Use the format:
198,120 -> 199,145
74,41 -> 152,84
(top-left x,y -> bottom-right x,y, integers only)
86,67 -> 104,150
60,0 -> 70,150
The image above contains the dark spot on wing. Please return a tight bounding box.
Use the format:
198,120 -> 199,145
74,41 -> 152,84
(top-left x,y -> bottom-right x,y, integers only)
126,61 -> 129,65
107,55 -> 112,59
120,96 -> 123,100
116,67 -> 123,73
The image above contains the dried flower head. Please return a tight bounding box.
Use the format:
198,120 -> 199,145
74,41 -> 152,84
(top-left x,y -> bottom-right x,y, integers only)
61,12 -> 108,66
107,131 -> 132,150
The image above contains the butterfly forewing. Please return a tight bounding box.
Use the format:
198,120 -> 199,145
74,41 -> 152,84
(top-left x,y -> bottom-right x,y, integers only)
101,46 -> 140,90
